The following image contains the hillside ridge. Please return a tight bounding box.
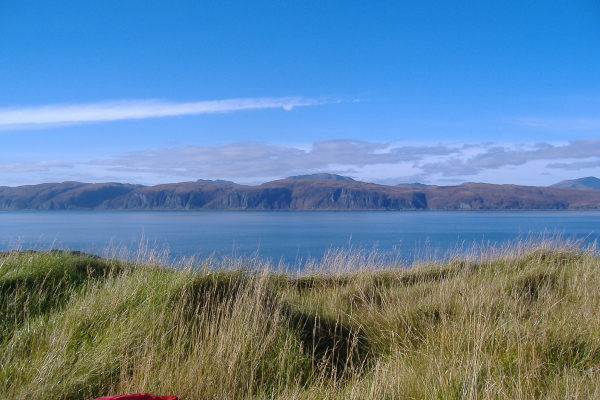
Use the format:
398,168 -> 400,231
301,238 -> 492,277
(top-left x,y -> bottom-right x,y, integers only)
1,177 -> 599,210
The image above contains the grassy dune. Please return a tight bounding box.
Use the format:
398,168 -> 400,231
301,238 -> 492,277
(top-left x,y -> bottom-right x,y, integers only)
1,246 -> 599,399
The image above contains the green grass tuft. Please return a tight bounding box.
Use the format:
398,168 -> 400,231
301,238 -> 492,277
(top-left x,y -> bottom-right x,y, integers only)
1,245 -> 599,399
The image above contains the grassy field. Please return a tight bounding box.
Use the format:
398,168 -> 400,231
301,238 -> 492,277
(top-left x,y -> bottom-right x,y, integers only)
1,244 -> 599,399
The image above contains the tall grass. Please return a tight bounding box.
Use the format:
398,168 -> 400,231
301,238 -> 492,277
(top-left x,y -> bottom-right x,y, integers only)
1,242 -> 599,399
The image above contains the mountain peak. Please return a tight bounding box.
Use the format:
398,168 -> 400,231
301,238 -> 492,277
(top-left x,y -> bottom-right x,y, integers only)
196,179 -> 238,185
396,182 -> 430,188
285,173 -> 355,181
551,177 -> 600,190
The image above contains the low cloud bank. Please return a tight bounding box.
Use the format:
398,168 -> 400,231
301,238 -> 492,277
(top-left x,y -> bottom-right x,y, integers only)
2,139 -> 600,186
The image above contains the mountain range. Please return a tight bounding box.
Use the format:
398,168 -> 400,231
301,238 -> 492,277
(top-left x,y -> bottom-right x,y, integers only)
1,175 -> 599,211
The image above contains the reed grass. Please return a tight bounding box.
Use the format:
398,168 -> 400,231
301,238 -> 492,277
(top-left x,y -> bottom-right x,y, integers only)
1,241 -> 599,399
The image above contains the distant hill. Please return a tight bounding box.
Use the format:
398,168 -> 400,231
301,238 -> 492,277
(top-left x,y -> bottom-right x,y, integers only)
551,177 -> 600,190
286,173 -> 355,181
0,182 -> 142,210
396,183 -> 431,188
196,179 -> 238,185
1,178 -> 600,210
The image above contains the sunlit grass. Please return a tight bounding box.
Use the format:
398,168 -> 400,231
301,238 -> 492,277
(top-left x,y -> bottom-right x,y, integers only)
1,241 -> 599,399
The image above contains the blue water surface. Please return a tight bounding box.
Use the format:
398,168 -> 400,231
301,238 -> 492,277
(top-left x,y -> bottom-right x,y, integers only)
0,211 -> 598,266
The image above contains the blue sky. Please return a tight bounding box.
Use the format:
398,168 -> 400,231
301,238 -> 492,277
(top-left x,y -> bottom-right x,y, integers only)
1,1 -> 599,186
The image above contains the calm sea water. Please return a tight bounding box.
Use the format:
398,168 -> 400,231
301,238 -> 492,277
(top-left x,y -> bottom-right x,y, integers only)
0,211 -> 598,266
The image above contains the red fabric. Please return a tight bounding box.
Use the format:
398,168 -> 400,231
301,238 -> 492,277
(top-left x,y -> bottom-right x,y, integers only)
92,394 -> 178,400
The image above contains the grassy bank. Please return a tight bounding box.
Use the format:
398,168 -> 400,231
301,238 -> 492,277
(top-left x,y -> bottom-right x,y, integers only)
1,246 -> 599,399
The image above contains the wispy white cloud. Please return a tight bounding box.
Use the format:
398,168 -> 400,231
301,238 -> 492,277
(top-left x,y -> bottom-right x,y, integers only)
547,159 -> 600,170
0,97 -> 335,129
0,161 -> 73,173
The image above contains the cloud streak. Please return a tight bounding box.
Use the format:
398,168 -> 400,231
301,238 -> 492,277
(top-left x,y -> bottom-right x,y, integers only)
0,97 -> 333,129
547,160 -> 600,171
0,161 -> 73,173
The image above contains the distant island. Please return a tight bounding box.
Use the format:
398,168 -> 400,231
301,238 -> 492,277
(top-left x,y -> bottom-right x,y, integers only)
1,175 -> 599,211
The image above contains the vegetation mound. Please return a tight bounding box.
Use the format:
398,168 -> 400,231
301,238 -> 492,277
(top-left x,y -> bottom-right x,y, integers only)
1,247 -> 599,399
